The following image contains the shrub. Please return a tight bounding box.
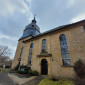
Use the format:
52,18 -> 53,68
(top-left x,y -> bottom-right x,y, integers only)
16,65 -> 31,74
20,65 -> 31,69
28,69 -> 32,74
10,69 -> 16,73
74,59 -> 85,78
20,65 -> 31,71
17,70 -> 24,74
74,59 -> 85,85
32,70 -> 39,76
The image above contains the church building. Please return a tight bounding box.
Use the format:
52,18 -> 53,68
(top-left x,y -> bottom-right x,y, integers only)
12,17 -> 85,78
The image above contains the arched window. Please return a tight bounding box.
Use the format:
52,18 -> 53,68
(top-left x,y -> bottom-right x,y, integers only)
20,47 -> 23,58
42,39 -> 46,53
59,34 -> 71,66
28,43 -> 33,65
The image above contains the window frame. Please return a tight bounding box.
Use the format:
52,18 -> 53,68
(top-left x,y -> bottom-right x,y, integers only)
28,43 -> 33,65
20,47 -> 23,59
42,39 -> 46,53
59,34 -> 71,66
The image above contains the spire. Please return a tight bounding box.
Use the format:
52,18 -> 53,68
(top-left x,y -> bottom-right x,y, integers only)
32,14 -> 37,23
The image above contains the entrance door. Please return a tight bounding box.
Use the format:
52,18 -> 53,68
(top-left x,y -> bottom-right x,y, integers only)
41,59 -> 48,75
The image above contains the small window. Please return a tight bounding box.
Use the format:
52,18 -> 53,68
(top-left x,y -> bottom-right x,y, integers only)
31,32 -> 33,34
32,25 -> 34,27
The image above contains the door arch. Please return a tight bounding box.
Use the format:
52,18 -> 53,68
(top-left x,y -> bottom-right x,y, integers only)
41,59 -> 48,75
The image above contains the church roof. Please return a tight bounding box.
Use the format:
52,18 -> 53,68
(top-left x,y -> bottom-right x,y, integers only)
25,23 -> 40,32
25,17 -> 40,32
19,19 -> 85,41
19,17 -> 40,40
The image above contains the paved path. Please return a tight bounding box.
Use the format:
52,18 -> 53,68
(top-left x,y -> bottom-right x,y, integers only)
0,71 -> 18,85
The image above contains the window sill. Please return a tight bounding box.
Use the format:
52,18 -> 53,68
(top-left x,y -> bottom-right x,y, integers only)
41,51 -> 48,54
61,65 -> 74,67
37,53 -> 52,57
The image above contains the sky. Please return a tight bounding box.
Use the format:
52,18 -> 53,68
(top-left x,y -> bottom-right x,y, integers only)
0,0 -> 85,59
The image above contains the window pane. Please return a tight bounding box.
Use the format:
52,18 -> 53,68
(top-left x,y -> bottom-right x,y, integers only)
30,43 -> 33,48
63,59 -> 71,66
42,39 -> 46,52
20,47 -> 23,58
28,43 -> 33,65
61,49 -> 65,54
60,34 -> 71,66
65,54 -> 70,58
62,54 -> 66,59
64,44 -> 68,48
65,49 -> 69,54
61,45 -> 64,48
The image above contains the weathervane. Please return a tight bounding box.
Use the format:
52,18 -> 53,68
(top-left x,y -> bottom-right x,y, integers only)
34,14 -> 36,17
33,14 -> 36,21
32,14 -> 37,23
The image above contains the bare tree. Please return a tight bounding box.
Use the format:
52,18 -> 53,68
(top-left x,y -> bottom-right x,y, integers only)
0,45 -> 11,66
0,45 -> 11,57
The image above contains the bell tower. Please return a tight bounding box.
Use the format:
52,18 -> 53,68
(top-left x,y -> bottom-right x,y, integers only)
20,16 -> 40,40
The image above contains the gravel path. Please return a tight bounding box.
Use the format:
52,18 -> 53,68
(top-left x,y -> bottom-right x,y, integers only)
0,70 -> 18,85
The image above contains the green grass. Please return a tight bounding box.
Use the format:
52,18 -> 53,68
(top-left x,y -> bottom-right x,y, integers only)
38,78 -> 74,85
0,68 -> 6,73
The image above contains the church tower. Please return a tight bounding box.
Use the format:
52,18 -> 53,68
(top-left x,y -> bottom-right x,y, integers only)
20,17 -> 40,40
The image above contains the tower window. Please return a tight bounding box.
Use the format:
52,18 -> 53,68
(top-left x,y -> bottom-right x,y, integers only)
31,32 -> 33,34
59,34 -> 71,66
24,29 -> 27,33
32,25 -> 34,27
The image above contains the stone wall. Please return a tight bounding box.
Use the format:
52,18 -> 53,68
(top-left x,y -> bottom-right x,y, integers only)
12,25 -> 85,78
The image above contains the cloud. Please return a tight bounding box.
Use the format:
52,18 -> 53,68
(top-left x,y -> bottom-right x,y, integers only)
0,0 -> 85,59
31,0 -> 71,32
0,0 -> 33,58
0,34 -> 17,41
0,0 -> 33,19
70,13 -> 85,23
0,33 -> 18,58
0,35 -> 9,40
0,0 -> 33,37
67,0 -> 76,8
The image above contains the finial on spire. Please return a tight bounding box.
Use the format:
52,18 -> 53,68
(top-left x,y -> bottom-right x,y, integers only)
32,14 -> 37,23
34,14 -> 36,17
34,14 -> 36,20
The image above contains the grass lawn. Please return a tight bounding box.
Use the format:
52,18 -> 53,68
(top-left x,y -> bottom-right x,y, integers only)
38,78 -> 74,85
0,68 -> 6,73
